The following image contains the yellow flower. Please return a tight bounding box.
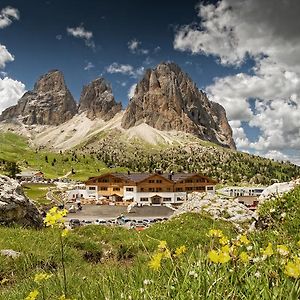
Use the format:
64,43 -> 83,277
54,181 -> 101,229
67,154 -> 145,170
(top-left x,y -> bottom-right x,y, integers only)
208,250 -> 219,263
218,251 -> 231,263
44,207 -> 68,227
277,245 -> 289,256
261,243 -> 273,257
175,245 -> 187,257
221,245 -> 230,253
61,228 -> 69,237
158,240 -> 167,251
34,272 -> 53,284
239,235 -> 250,245
284,261 -> 300,278
59,295 -> 72,300
163,248 -> 172,259
25,290 -> 39,300
239,251 -> 250,263
297,241 -> 300,248
208,229 -> 223,238
219,236 -> 229,245
149,252 -> 163,271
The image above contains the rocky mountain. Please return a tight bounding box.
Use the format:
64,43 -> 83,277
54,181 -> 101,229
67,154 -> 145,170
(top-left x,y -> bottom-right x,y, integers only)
78,78 -> 122,121
0,175 -> 43,228
0,70 -> 77,125
121,62 -> 236,149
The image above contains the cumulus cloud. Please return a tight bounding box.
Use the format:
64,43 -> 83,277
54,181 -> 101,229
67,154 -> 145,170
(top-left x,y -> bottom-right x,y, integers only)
0,6 -> 19,29
67,25 -> 95,49
128,83 -> 137,99
0,77 -> 26,113
0,44 -> 14,69
174,0 -> 300,164
128,39 -> 149,55
106,63 -> 144,78
84,62 -> 95,71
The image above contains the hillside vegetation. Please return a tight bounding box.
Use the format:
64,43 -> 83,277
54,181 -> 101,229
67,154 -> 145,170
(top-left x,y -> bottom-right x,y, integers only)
0,130 -> 299,184
1,187 -> 300,299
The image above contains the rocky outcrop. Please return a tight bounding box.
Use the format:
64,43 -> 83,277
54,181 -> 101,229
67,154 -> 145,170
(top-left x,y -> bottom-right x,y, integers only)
121,62 -> 236,149
0,175 -> 43,228
0,70 -> 77,125
78,78 -> 122,121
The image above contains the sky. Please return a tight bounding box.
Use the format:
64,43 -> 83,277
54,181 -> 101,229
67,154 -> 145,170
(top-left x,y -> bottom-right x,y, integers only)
0,0 -> 300,165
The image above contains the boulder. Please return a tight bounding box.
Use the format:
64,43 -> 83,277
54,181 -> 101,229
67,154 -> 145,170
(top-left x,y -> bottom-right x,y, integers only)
0,175 -> 43,228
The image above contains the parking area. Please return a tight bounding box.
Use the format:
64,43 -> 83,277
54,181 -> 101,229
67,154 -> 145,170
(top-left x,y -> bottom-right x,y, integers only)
65,204 -> 174,222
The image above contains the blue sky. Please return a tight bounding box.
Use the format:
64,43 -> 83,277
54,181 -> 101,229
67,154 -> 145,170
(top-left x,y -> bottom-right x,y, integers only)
1,0 -> 300,165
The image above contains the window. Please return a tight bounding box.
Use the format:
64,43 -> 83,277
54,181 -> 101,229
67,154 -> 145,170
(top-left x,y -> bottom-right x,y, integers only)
149,180 -> 155,183
185,179 -> 193,183
114,179 -> 121,183
98,178 -> 109,183
126,187 -> 134,192
140,188 -> 144,192
156,179 -> 162,183
207,186 -> 214,191
149,188 -> 154,192
177,197 -> 183,201
140,197 -> 148,202
100,187 -> 108,191
186,187 -> 193,191
163,197 -> 171,202
166,188 -> 171,192
176,187 -> 183,192
113,187 -> 120,191
195,186 -> 205,191
88,187 -> 96,190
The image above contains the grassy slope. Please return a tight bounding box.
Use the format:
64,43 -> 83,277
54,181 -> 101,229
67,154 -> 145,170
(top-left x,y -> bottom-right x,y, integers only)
1,187 -> 300,299
0,132 -> 127,181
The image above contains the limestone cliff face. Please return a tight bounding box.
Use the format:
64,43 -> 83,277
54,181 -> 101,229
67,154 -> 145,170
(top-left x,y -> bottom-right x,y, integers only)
121,62 -> 236,149
0,70 -> 77,125
78,78 -> 122,121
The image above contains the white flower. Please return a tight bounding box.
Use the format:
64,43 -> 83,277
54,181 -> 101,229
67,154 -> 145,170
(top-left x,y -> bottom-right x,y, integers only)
143,279 -> 152,285
254,272 -> 261,278
189,270 -> 198,278
139,288 -> 145,293
280,212 -> 286,218
270,208 -> 276,213
246,245 -> 253,251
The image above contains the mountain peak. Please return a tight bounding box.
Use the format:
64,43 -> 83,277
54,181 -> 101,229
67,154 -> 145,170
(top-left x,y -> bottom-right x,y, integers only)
122,62 -> 236,149
78,77 -> 122,121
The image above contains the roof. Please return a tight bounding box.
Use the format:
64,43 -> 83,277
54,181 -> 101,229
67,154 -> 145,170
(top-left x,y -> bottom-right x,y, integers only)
85,172 -> 217,184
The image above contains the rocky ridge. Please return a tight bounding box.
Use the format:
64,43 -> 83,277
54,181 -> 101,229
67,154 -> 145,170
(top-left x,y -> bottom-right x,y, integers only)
0,175 -> 43,228
78,78 -> 122,121
0,70 -> 77,125
121,62 -> 236,149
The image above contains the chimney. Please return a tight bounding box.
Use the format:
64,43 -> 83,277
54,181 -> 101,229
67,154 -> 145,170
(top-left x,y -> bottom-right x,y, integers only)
168,173 -> 173,180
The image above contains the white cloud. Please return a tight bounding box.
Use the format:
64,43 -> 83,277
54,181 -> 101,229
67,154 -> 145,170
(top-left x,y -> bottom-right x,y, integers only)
0,77 -> 26,113
0,6 -> 19,29
84,62 -> 95,71
128,38 -> 149,55
264,150 -> 289,162
67,25 -> 95,49
174,0 -> 300,163
0,44 -> 14,69
106,63 -> 144,78
229,120 -> 249,149
128,83 -> 137,99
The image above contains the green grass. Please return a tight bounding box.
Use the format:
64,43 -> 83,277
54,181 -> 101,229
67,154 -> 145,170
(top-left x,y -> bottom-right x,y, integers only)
22,184 -> 55,206
2,186 -> 300,300
0,132 -> 127,181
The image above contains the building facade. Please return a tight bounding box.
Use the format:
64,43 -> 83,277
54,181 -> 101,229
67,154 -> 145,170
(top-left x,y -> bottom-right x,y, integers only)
85,172 -> 217,205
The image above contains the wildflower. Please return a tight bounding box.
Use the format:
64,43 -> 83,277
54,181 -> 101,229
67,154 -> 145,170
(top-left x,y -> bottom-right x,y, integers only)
277,245 -> 289,256
175,245 -> 187,257
281,212 -> 286,218
239,251 -> 250,263
25,290 -> 39,300
208,250 -> 219,263
163,248 -> 172,259
139,288 -> 145,293
61,228 -> 69,237
239,235 -> 250,245
189,270 -> 198,278
208,229 -> 223,238
253,257 -> 261,263
44,207 -> 68,227
218,250 -> 230,263
261,243 -> 273,257
221,245 -> 230,253
219,236 -> 229,245
149,252 -> 163,271
34,272 -> 53,283
246,245 -> 253,251
158,240 -> 167,251
143,279 -> 152,285
270,208 -> 276,213
297,241 -> 300,248
254,271 -> 261,278
284,260 -> 300,279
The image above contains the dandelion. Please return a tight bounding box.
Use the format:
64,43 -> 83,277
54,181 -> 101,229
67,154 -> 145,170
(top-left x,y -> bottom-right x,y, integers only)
34,272 -> 53,284
208,250 -> 219,263
239,235 -> 250,245
158,240 -> 167,251
149,252 -> 163,271
277,245 -> 289,256
25,290 -> 39,300
208,229 -> 223,238
175,245 -> 187,257
219,236 -> 229,245
218,250 -> 230,263
239,251 -> 250,263
44,207 -> 68,227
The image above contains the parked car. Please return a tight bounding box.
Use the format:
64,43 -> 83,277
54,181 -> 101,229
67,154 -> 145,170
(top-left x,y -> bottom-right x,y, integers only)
69,219 -> 81,229
95,219 -> 107,225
